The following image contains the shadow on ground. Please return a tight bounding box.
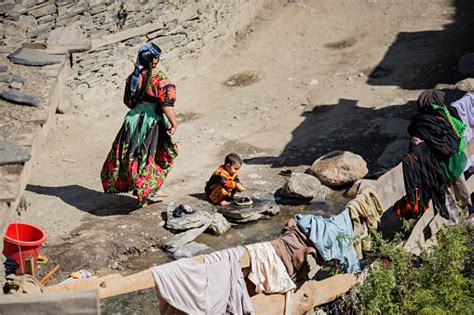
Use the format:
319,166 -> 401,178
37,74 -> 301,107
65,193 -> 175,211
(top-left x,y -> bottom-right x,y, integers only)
245,98 -> 416,169
26,184 -> 142,216
367,0 -> 474,89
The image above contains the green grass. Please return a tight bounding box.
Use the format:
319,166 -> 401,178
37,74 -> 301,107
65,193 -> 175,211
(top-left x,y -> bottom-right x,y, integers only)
353,223 -> 474,314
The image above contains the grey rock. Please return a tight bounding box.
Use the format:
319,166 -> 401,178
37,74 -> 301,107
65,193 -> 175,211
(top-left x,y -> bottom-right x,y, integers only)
455,78 -> 474,92
170,242 -> 212,260
0,90 -> 41,107
0,3 -> 14,15
9,81 -> 23,90
310,151 -> 368,187
281,173 -> 332,201
163,223 -> 210,250
208,213 -> 231,235
0,65 -> 9,73
8,48 -> 61,66
165,203 -> 212,232
219,206 -> 263,223
0,75 -> 26,84
47,26 -> 90,48
30,3 -> 56,18
377,138 -> 410,169
458,53 -> 474,77
0,141 -> 31,165
260,202 -> 281,215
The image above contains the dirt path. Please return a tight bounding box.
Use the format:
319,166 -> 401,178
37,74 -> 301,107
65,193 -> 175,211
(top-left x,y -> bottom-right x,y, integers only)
20,0 -> 471,261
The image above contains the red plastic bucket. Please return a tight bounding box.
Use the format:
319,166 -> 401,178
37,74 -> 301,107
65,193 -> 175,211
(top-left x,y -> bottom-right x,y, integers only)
3,222 -> 47,274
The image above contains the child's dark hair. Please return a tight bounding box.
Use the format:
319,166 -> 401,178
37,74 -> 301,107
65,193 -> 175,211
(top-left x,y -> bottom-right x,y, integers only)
225,153 -> 242,166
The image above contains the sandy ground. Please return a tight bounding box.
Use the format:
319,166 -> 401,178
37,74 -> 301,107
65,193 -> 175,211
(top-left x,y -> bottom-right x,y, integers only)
18,0 -> 474,270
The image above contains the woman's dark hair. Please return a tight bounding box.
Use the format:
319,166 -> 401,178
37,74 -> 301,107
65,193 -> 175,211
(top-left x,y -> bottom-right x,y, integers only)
136,43 -> 161,101
138,43 -> 161,69
225,153 -> 242,166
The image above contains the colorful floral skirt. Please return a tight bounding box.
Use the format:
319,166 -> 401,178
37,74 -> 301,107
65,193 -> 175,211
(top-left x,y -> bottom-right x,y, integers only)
101,102 -> 178,203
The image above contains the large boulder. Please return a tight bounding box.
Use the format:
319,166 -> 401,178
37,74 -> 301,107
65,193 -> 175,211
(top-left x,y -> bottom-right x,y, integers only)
310,151 -> 368,187
376,138 -> 410,169
163,223 -> 210,250
458,53 -> 474,77
281,173 -> 331,201
455,78 -> 474,92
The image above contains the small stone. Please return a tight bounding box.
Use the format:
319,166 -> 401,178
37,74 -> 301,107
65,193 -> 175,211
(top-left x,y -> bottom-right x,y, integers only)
309,79 -> 319,86
358,72 -> 365,77
261,202 -> 281,215
0,65 -> 9,73
8,47 -> 62,66
9,81 -> 23,89
455,78 -> 474,92
208,213 -> 231,235
0,90 -> 41,107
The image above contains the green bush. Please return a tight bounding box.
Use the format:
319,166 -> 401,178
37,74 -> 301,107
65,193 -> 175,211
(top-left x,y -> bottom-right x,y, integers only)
356,224 -> 473,314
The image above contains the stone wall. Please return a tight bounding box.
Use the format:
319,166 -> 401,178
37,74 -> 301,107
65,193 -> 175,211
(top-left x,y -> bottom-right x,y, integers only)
1,0 -> 277,97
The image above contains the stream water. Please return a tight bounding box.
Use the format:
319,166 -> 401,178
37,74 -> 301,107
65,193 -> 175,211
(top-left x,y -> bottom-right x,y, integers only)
101,191 -> 351,314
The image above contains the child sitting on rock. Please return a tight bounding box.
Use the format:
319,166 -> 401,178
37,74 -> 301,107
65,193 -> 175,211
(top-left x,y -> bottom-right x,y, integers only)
205,153 -> 245,206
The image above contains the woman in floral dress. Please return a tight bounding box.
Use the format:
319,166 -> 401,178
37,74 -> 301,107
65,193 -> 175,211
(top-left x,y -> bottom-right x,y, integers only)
101,43 -> 178,207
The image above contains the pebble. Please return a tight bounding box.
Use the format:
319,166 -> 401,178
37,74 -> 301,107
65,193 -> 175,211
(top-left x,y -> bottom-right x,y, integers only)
9,81 -> 23,89
0,65 -> 8,73
309,79 -> 319,86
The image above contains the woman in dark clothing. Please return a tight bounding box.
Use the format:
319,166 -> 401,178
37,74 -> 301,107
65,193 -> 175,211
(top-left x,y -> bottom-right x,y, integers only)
101,43 -> 178,207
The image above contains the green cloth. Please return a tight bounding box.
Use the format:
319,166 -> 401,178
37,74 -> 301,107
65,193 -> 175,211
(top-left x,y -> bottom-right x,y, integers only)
124,101 -> 170,149
430,103 -> 467,182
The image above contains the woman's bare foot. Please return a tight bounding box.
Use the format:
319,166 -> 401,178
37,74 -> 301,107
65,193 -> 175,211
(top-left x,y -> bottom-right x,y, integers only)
140,199 -> 148,208
220,200 -> 230,206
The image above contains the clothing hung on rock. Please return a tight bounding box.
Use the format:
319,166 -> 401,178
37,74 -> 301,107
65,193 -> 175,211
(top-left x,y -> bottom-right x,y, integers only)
101,68 -> 178,203
205,165 -> 241,204
245,242 -> 296,315
394,142 -> 449,219
451,93 -> 474,172
408,111 -> 460,160
346,186 -> 383,259
150,246 -> 254,315
270,219 -> 317,281
294,209 -> 361,273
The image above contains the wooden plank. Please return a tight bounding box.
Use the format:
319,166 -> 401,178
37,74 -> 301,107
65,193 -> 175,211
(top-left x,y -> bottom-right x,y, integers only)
49,253 -> 249,298
47,274 -> 123,293
90,22 -> 164,51
0,290 -> 99,315
251,273 -> 361,315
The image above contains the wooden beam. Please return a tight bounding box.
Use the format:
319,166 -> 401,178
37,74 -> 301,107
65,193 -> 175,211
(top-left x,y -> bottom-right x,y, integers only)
250,273 -> 361,315
49,253 -> 249,298
0,290 -> 99,315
